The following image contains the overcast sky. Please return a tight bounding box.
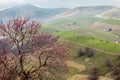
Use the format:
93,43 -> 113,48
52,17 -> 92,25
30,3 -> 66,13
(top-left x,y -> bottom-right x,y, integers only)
0,0 -> 120,9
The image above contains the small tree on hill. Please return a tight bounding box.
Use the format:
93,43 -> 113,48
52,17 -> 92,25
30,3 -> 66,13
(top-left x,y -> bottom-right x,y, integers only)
115,74 -> 120,80
105,59 -> 113,69
88,67 -> 99,80
77,47 -> 95,58
108,28 -> 112,32
85,47 -> 95,58
77,49 -> 85,57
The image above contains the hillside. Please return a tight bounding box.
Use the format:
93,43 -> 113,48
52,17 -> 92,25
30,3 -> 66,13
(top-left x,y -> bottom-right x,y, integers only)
96,8 -> 120,19
0,4 -> 69,22
41,17 -> 117,41
92,21 -> 120,35
0,5 -> 116,23
47,6 -> 115,22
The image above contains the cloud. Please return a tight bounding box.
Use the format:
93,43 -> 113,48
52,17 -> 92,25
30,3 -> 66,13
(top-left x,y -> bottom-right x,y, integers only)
0,0 -> 120,10
0,0 -> 27,10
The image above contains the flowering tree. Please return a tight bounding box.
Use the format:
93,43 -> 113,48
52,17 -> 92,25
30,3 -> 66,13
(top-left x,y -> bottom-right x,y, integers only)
0,18 -> 69,80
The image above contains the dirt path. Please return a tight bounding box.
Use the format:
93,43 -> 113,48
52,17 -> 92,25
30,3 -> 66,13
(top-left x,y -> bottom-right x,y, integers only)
67,74 -> 87,80
66,60 -> 86,72
65,60 -> 86,80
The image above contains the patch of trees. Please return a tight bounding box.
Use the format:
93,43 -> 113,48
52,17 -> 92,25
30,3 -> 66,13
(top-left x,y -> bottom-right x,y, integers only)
87,54 -> 120,80
105,55 -> 120,80
77,47 -> 95,58
73,22 -> 76,25
0,18 -> 70,80
88,67 -> 99,80
67,22 -> 77,26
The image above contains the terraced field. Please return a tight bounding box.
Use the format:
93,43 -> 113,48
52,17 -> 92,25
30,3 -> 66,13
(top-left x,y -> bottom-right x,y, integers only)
54,31 -> 120,54
73,27 -> 117,41
101,18 -> 120,25
40,23 -> 67,33
41,17 -> 118,41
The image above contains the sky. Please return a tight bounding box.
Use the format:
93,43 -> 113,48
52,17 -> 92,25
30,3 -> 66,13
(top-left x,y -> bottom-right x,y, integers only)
0,0 -> 120,9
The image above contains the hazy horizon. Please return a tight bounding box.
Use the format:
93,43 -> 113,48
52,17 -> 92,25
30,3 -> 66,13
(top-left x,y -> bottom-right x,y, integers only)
0,0 -> 120,10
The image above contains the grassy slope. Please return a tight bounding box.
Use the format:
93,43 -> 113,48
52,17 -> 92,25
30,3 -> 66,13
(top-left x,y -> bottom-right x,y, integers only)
93,17 -> 120,35
101,18 -> 120,25
40,23 -> 67,33
56,16 -> 104,28
40,17 -> 120,78
73,27 -> 117,41
41,16 -> 117,41
54,31 -> 120,54
68,43 -> 117,75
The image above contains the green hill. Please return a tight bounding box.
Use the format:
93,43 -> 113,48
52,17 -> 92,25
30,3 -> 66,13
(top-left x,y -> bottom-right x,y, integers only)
54,31 -> 120,54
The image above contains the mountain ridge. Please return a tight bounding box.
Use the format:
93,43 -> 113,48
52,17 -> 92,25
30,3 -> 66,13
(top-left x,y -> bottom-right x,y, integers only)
0,4 -> 69,22
46,5 -> 115,22
0,4 -> 118,22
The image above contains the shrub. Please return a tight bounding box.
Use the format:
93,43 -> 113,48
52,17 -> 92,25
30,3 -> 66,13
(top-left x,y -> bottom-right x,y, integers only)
77,47 -> 95,58
105,59 -> 113,69
108,28 -> 112,32
77,49 -> 85,57
115,74 -> 120,80
112,68 -> 120,76
85,47 -> 95,58
117,55 -> 120,61
88,67 -> 99,80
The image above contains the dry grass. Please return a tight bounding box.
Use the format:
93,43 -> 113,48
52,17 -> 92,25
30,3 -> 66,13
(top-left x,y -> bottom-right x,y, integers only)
67,74 -> 114,80
66,60 -> 86,72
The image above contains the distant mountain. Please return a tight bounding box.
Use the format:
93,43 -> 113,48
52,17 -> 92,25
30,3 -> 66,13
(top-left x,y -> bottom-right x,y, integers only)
0,4 -> 69,22
96,8 -> 120,19
0,5 -> 118,23
71,6 -> 115,16
47,6 -> 115,22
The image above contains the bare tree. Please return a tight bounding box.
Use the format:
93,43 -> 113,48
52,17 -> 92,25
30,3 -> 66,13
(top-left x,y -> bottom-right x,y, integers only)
0,18 -> 70,80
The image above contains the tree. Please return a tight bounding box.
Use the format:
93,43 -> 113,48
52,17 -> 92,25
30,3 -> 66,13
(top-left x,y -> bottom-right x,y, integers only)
117,55 -> 120,61
77,47 -> 95,58
105,59 -> 113,69
104,55 -> 120,80
77,49 -> 85,57
115,74 -> 120,80
85,47 -> 95,58
0,39 -> 17,80
0,18 -> 69,80
88,67 -> 99,80
108,28 -> 112,32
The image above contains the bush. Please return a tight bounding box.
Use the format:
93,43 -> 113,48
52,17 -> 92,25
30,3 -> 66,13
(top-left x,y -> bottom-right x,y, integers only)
88,67 -> 99,80
115,74 -> 120,80
85,47 -> 95,58
112,68 -> 120,75
108,28 -> 112,32
105,56 -> 120,80
77,49 -> 85,57
77,47 -> 95,58
117,55 -> 120,61
105,59 -> 113,69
